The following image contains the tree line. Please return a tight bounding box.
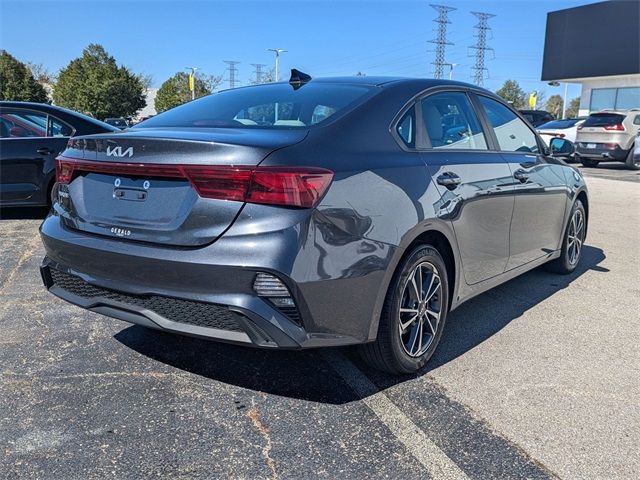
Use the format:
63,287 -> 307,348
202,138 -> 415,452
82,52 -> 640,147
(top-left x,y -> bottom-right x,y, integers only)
1,45 -> 580,120
495,79 -> 580,118
0,45 -> 223,119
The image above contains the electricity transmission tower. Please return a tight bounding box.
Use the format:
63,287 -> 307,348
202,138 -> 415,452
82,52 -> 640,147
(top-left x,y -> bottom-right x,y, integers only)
469,11 -> 495,86
224,60 -> 240,89
250,63 -> 267,84
428,4 -> 456,79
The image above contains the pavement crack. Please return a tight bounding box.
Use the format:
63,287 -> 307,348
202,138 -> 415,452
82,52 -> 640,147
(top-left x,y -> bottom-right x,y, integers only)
246,400 -> 278,480
0,233 -> 41,295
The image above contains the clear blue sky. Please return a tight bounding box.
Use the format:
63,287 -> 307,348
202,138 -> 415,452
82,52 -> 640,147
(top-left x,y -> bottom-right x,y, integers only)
1,0 -> 600,102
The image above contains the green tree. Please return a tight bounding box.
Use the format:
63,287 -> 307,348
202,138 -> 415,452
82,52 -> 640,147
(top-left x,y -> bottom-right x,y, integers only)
0,50 -> 48,102
566,97 -> 580,118
496,79 -> 526,109
546,94 -> 564,118
155,71 -> 222,112
54,44 -> 146,119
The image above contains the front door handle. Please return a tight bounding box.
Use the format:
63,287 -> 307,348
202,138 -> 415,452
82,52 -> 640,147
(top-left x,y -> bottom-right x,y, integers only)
437,172 -> 462,190
513,169 -> 530,183
36,147 -> 54,155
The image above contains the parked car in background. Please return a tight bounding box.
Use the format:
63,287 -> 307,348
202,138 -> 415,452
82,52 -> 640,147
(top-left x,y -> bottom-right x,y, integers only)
575,110 -> 640,170
104,117 -> 129,129
0,101 -> 119,208
537,118 -> 586,145
519,109 -> 555,127
40,75 -> 588,374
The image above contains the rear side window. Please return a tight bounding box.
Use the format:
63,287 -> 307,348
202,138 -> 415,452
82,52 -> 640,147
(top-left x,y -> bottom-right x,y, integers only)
421,92 -> 487,150
583,113 -> 625,127
0,110 -> 47,138
136,82 -> 373,129
478,96 -> 538,153
538,119 -> 580,129
396,106 -> 415,148
48,116 -> 74,137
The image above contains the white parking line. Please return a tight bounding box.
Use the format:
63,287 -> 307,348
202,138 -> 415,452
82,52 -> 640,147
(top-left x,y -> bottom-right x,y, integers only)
324,352 -> 470,480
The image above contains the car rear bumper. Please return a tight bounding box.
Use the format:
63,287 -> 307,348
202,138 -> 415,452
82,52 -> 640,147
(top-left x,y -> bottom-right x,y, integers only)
575,143 -> 629,161
39,206 -> 397,349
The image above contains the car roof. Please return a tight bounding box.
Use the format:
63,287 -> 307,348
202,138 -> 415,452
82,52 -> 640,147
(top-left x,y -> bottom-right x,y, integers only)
0,101 -> 119,131
219,76 -> 493,93
591,109 -> 638,116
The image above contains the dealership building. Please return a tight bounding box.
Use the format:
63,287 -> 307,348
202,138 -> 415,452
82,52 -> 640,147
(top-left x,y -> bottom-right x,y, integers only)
542,0 -> 640,116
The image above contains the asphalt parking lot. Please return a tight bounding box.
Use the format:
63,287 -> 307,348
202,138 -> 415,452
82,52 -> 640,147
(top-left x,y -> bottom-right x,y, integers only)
1,164 -> 638,479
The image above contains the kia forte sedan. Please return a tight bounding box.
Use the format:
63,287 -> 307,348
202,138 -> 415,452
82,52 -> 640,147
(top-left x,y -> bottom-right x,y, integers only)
0,102 -> 118,208
40,73 -> 588,374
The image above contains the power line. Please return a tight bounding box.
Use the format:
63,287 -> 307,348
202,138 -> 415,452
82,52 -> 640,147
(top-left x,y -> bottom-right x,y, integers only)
223,60 -> 240,89
250,63 -> 267,84
468,11 -> 495,86
429,4 -> 456,79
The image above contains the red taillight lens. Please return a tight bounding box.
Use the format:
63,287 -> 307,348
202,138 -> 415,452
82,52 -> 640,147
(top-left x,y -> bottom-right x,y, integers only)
56,160 -> 75,184
247,167 -> 333,208
577,124 -> 583,130
182,165 -> 253,202
604,124 -> 624,131
54,158 -> 333,208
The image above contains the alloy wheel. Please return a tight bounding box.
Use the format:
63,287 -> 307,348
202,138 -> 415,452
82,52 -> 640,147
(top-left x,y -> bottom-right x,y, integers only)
567,208 -> 585,266
398,262 -> 442,357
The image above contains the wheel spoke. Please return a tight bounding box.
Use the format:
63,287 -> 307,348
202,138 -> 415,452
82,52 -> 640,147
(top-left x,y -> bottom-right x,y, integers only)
425,274 -> 441,303
416,266 -> 423,300
416,320 -> 424,355
425,311 -> 438,335
409,275 -> 421,302
400,313 -> 419,332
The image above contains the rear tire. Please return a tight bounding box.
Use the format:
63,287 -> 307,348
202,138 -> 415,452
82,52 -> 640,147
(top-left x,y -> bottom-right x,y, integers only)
580,158 -> 599,168
359,245 -> 449,375
625,144 -> 639,170
545,199 -> 586,274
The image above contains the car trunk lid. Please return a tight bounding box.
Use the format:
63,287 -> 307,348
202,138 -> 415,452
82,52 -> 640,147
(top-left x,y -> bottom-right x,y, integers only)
56,128 -> 307,247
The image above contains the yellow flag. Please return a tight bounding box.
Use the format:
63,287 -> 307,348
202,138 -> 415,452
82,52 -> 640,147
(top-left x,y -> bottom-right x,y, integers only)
188,74 -> 194,91
528,92 -> 537,108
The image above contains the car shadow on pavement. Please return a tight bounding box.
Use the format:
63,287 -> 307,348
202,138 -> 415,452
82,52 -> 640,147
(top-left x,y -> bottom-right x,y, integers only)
115,245 -> 606,404
0,206 -> 49,220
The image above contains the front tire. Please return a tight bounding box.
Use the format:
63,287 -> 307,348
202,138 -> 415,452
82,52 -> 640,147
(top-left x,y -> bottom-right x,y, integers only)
359,245 -> 449,375
545,199 -> 586,274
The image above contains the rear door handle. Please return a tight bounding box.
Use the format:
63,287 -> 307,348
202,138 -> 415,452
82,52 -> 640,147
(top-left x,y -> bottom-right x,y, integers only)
36,147 -> 54,155
436,172 -> 462,190
513,169 -> 530,183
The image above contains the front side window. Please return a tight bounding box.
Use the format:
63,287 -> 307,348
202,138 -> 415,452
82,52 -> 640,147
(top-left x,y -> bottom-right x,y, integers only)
421,92 -> 487,150
478,96 -> 538,153
0,110 -> 47,138
136,83 -> 373,129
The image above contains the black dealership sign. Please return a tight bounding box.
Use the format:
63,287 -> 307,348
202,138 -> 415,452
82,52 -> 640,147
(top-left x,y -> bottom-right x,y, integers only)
542,0 -> 640,81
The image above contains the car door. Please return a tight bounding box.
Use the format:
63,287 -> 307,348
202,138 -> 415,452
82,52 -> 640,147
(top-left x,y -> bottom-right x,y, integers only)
0,108 -> 71,206
475,95 -> 569,270
419,90 -> 515,285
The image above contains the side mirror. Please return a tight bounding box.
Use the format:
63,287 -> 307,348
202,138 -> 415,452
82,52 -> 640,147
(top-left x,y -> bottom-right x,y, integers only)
549,137 -> 575,158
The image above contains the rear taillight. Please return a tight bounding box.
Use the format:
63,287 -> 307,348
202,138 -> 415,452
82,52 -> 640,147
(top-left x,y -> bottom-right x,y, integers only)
604,124 -> 624,131
577,124 -> 583,130
55,158 -> 333,208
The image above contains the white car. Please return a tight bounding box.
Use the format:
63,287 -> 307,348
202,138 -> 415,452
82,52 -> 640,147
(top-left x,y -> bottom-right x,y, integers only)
537,118 -> 587,146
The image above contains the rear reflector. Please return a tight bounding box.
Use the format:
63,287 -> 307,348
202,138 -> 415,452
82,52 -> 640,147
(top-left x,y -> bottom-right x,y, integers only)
55,158 -> 333,208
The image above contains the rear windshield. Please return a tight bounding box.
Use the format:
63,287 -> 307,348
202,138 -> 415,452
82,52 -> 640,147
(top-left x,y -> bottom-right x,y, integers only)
135,82 -> 373,129
537,119 -> 581,129
583,113 -> 625,127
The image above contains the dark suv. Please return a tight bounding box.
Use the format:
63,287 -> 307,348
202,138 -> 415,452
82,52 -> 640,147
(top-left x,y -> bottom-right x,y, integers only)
519,109 -> 555,127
